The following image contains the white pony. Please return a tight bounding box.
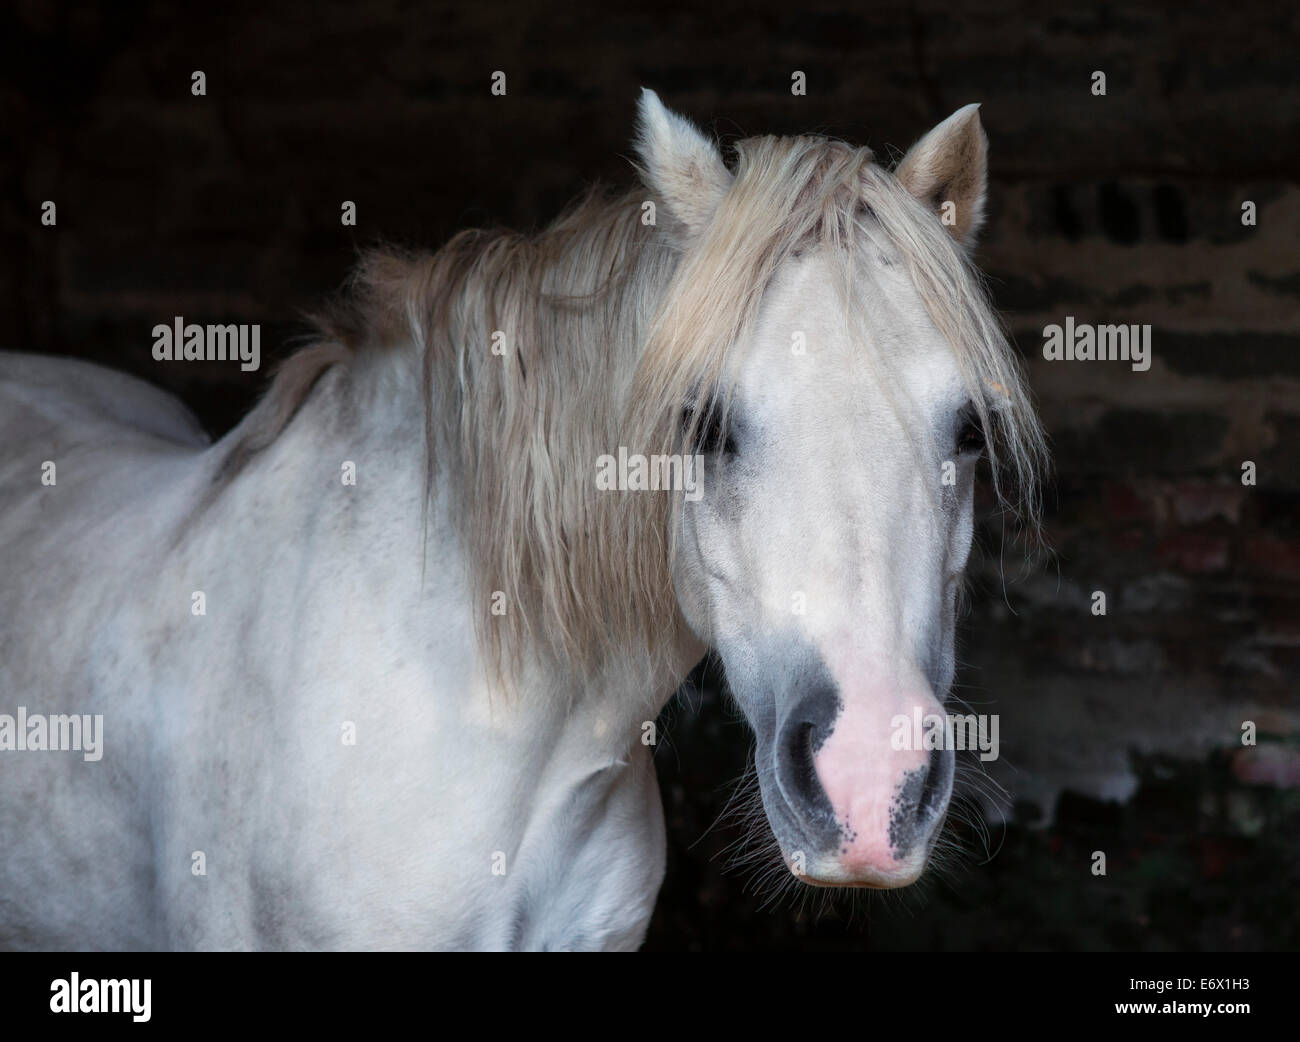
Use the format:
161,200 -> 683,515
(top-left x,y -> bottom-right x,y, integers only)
0,90 -> 1045,950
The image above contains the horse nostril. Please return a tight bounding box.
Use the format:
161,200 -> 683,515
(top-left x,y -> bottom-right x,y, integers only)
771,688 -> 842,846
890,749 -> 953,860
786,721 -> 823,809
916,746 -> 953,821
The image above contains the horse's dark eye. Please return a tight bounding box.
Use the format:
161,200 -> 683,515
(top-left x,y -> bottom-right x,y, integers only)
683,399 -> 736,457
955,405 -> 985,455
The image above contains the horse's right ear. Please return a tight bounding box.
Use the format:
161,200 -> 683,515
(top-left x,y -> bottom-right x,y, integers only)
634,88 -> 732,236
895,104 -> 988,247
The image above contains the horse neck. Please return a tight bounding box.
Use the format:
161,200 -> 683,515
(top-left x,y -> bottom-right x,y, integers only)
223,339 -> 702,747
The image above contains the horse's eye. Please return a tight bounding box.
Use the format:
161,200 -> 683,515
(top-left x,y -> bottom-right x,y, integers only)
955,405 -> 985,455
683,399 -> 736,457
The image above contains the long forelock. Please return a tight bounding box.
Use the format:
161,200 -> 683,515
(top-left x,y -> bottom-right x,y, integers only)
848,164 -> 1048,533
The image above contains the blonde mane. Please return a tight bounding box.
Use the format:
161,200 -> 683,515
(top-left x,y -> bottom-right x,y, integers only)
274,133 -> 1048,683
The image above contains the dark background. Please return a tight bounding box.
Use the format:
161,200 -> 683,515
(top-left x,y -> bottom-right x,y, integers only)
3,0 -> 1297,950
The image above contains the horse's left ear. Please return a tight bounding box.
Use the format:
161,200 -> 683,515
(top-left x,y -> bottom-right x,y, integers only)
634,88 -> 732,237
895,103 -> 988,247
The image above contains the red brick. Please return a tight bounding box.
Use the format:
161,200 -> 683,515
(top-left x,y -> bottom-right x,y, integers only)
1155,532 -> 1230,573
1245,536 -> 1300,581
1169,482 -> 1245,525
1231,745 -> 1300,788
